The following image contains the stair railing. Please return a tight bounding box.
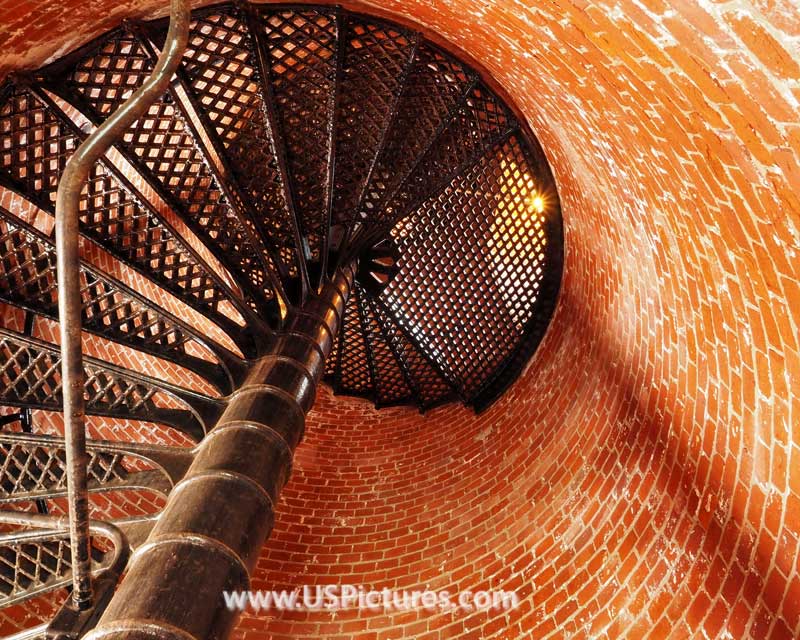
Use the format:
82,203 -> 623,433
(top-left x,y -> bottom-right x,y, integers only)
53,0 -> 190,610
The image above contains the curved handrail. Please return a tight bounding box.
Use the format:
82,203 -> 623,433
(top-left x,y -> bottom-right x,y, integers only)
2,623 -> 49,640
53,0 -> 190,609
0,511 -> 131,608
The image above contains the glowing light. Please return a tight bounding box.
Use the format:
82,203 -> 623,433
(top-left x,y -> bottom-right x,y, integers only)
529,194 -> 545,214
491,159 -> 551,325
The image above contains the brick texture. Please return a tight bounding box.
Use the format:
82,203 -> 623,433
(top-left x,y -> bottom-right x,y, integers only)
0,0 -> 798,638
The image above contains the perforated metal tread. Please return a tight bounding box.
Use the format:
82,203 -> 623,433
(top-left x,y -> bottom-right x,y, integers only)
0,5 -> 563,628
0,2 -> 562,415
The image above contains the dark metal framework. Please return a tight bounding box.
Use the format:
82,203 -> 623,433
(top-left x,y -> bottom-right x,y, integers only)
0,2 -> 562,637
0,1 -> 563,412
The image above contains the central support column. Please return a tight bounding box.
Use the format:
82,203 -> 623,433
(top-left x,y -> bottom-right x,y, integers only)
85,265 -> 355,640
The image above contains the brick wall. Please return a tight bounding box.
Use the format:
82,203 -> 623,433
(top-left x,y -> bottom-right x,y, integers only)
1,0 -> 798,637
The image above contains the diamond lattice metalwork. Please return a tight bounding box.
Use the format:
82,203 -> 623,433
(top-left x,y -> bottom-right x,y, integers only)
5,4 -> 562,413
0,2 -> 564,629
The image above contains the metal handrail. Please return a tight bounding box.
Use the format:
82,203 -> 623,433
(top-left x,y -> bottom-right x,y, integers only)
0,511 -> 130,608
2,623 -> 48,640
0,511 -> 129,575
53,0 -> 190,609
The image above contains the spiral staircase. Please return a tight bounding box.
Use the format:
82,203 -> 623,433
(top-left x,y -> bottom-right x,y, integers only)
0,2 -> 562,637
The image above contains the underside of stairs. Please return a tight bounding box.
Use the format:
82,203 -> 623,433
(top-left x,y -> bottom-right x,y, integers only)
0,2 -> 562,635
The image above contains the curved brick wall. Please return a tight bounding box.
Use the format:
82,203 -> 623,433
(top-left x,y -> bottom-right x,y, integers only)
2,0 -> 798,638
